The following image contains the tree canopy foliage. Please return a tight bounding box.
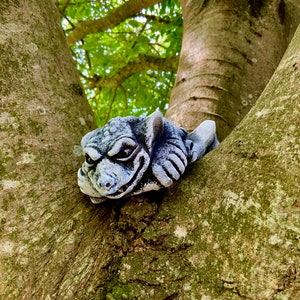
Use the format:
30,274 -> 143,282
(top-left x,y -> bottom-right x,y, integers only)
59,0 -> 182,126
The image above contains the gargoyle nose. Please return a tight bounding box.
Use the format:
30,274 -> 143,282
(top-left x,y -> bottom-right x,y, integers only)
98,175 -> 116,191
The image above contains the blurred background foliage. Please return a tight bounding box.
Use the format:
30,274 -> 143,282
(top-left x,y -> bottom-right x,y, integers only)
58,0 -> 182,126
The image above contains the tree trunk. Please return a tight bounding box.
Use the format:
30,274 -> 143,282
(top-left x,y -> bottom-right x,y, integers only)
103,25 -> 300,299
166,0 -> 298,140
0,0 -> 104,298
1,1 -> 299,300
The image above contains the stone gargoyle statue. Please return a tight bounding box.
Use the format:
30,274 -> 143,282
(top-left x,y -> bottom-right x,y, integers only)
78,111 -> 219,203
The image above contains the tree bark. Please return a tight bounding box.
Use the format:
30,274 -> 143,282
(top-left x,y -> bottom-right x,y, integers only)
166,0 -> 299,140
0,0 -> 299,299
0,0 -> 102,298
102,24 -> 300,299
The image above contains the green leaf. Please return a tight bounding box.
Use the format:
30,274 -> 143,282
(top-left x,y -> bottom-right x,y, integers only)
60,0 -> 182,121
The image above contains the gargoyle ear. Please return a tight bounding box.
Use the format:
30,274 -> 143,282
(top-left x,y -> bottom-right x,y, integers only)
186,120 -> 219,163
142,111 -> 164,151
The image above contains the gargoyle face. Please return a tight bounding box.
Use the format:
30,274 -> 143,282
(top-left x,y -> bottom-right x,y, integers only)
78,113 -> 163,203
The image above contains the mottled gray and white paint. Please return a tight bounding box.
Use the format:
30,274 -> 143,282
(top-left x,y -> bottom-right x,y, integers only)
78,111 -> 219,203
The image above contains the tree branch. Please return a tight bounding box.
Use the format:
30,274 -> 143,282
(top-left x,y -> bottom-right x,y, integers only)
138,13 -> 174,24
88,54 -> 179,88
67,0 -> 165,45
59,0 -> 70,16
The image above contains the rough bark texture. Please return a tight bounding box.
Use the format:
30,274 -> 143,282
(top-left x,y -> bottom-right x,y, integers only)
0,0 -> 299,299
166,0 -> 299,140
0,0 -> 96,298
101,25 -> 300,299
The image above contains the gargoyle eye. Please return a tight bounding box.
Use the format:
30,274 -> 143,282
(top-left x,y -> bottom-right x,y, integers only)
108,138 -> 137,161
85,153 -> 97,165
84,147 -> 102,165
114,145 -> 135,160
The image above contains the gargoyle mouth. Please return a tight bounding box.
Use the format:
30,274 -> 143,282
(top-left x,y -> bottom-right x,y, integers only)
107,156 -> 146,199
